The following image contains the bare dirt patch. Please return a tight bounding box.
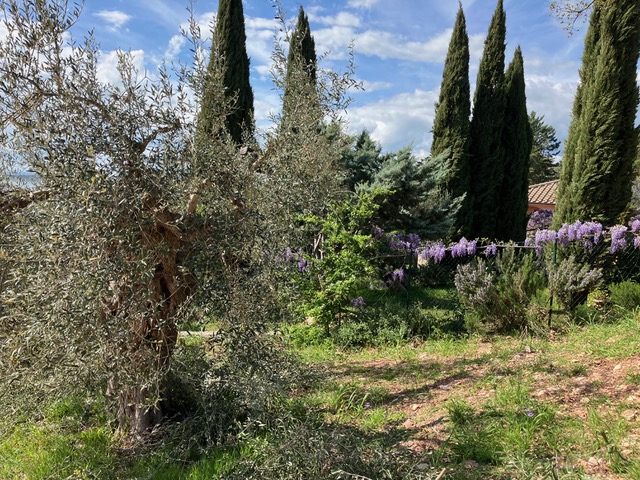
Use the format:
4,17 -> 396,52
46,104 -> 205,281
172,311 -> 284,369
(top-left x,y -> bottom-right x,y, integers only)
324,340 -> 640,478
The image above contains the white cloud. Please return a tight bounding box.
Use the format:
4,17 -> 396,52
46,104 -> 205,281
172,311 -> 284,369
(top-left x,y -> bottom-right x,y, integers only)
312,12 -> 362,28
164,34 -> 185,61
314,25 -> 483,65
94,10 -> 131,31
356,29 -> 450,62
347,0 -> 379,8
97,49 -> 146,86
245,16 -> 278,68
0,19 -> 8,41
254,91 -> 281,132
358,80 -> 393,93
346,89 -> 439,154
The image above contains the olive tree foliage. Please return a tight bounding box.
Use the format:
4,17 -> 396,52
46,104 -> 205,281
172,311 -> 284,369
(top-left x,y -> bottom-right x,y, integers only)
0,0 -> 351,435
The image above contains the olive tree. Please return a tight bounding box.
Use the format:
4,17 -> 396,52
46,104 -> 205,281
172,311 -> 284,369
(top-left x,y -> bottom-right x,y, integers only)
0,0 -> 349,435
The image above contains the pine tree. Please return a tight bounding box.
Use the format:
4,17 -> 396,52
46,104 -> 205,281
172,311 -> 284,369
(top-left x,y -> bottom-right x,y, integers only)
340,130 -> 384,191
359,149 -> 463,239
497,47 -> 532,241
468,0 -> 507,239
554,0 -> 640,227
282,6 -> 318,121
199,0 -> 254,144
431,4 -> 471,238
528,112 -> 561,184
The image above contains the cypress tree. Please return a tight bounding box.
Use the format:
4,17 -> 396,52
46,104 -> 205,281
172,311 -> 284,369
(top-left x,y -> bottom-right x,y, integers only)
282,6 -> 318,120
431,4 -> 472,238
497,47 -> 532,241
199,0 -> 254,144
468,0 -> 507,239
554,0 -> 640,227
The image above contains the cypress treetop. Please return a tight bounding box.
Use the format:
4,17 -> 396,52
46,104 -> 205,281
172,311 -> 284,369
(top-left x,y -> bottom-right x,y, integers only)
431,4 -> 471,238
497,46 -> 532,241
468,0 -> 507,239
199,0 -> 255,144
282,6 -> 319,123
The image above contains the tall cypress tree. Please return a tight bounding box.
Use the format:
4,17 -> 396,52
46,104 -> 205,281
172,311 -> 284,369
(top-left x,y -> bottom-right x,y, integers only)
431,4 -> 471,238
468,0 -> 507,239
554,0 -> 640,227
282,6 -> 318,120
282,6 -> 321,131
199,0 -> 254,144
497,47 -> 532,241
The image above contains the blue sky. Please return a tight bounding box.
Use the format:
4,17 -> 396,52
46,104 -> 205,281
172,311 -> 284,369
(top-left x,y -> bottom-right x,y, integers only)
56,1 -> 602,154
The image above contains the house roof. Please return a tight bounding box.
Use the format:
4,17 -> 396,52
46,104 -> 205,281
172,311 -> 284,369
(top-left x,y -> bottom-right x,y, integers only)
528,179 -> 559,205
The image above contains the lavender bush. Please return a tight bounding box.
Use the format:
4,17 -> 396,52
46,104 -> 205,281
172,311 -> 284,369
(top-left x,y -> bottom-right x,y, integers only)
454,251 -> 545,332
548,255 -> 603,310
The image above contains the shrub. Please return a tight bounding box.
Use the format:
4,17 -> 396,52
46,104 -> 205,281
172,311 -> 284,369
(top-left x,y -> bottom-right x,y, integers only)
455,250 -> 545,332
608,281 -> 640,311
548,255 -> 603,310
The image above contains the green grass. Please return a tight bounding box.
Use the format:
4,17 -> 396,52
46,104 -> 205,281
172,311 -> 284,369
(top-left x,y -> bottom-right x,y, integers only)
0,397 -> 115,480
4,309 -> 640,479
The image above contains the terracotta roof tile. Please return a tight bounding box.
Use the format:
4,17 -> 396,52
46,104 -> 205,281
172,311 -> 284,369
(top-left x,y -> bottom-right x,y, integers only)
528,179 -> 558,206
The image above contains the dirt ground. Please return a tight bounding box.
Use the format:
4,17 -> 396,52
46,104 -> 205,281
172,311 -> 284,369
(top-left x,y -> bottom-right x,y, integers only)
328,341 -> 640,479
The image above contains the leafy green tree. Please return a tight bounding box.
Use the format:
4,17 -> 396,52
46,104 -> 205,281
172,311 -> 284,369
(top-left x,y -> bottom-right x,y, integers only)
282,6 -> 319,123
497,47 -> 532,241
468,0 -> 507,239
431,4 -> 472,238
554,0 -> 640,227
339,130 -> 384,190
199,0 -> 254,144
528,112 -> 561,184
359,149 -> 463,239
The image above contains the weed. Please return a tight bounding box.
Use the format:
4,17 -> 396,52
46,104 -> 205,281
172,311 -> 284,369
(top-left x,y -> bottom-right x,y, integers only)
625,372 -> 640,384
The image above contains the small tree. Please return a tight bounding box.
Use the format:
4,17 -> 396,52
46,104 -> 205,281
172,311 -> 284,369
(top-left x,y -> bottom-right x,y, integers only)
339,130 -> 385,191
358,149 -> 463,239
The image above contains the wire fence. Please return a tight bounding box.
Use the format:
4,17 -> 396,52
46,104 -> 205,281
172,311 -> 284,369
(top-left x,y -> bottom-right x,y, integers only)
401,236 -> 640,329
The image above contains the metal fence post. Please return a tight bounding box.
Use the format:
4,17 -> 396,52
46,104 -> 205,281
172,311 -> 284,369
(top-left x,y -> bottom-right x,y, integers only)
548,238 -> 557,328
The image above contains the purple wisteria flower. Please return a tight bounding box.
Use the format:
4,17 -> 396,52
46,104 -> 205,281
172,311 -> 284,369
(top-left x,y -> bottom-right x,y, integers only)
485,243 -> 498,258
388,234 -> 412,252
451,237 -> 477,258
631,218 -> 640,233
392,268 -> 406,284
527,209 -> 553,231
578,221 -> 604,249
534,229 -> 557,246
424,242 -> 447,263
634,236 -> 640,249
372,226 -> 384,239
609,225 -> 628,253
407,233 -> 421,251
284,247 -> 293,263
297,258 -> 310,273
350,296 -> 366,311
